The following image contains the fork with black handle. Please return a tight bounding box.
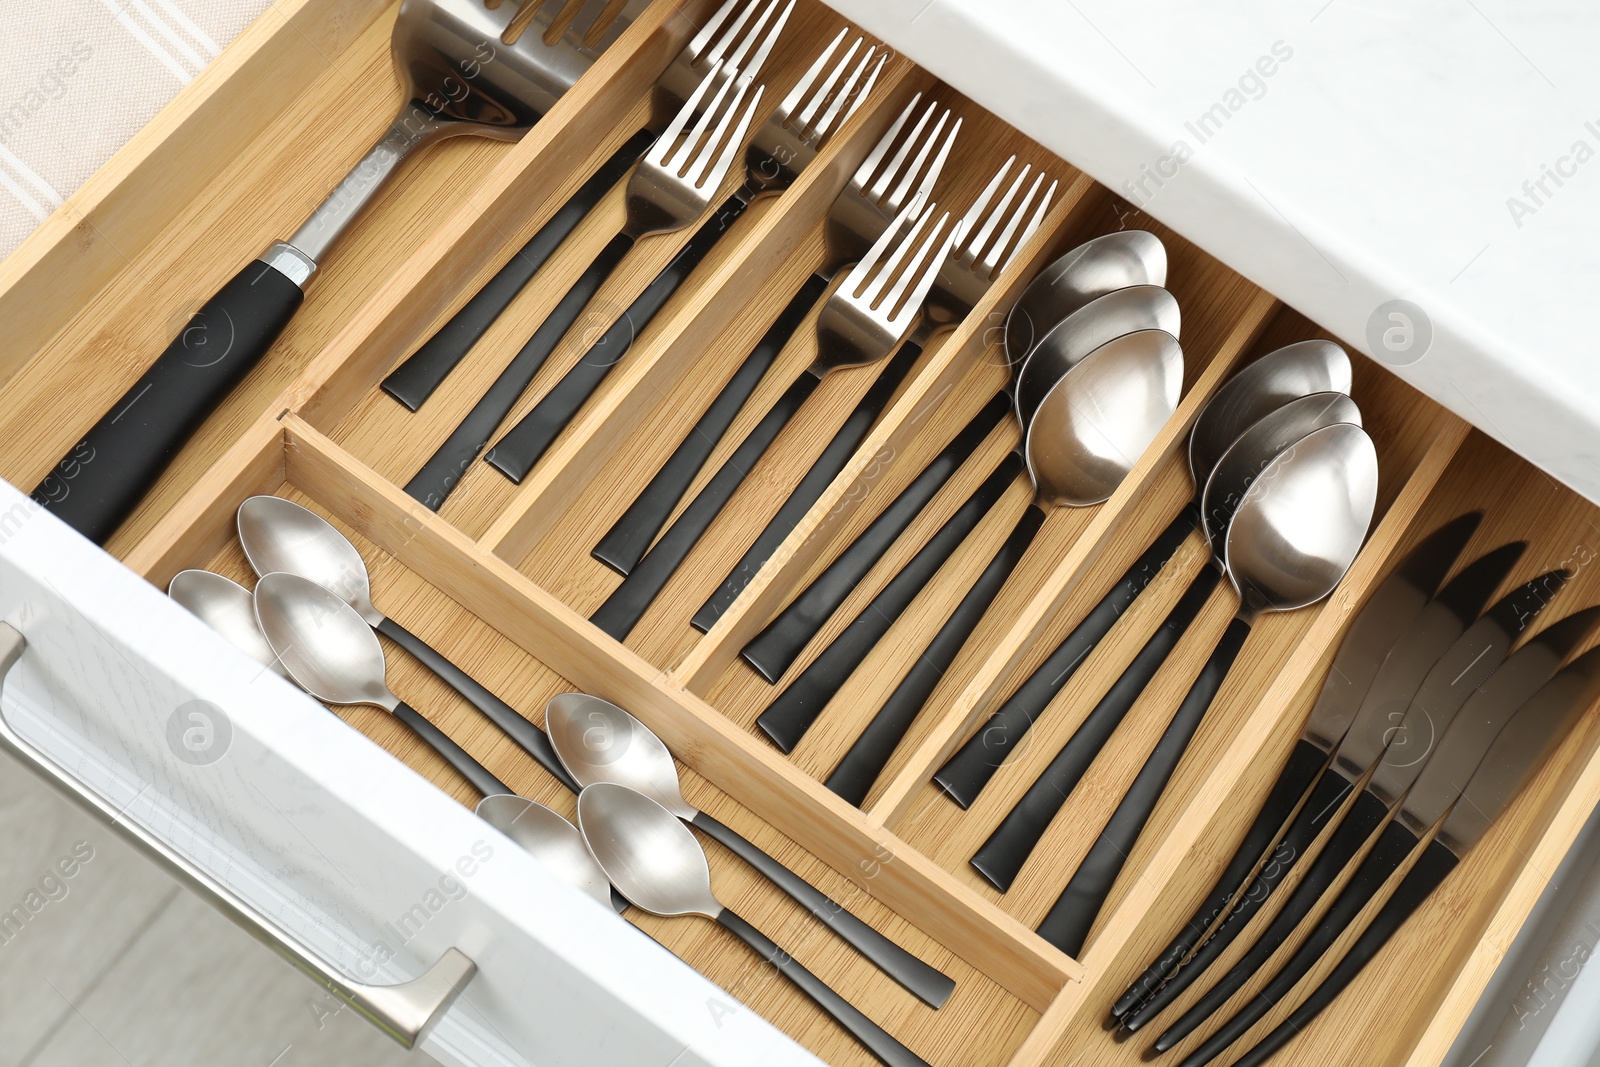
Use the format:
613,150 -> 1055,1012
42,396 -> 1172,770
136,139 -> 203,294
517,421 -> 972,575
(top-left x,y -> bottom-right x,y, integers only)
591,94 -> 960,576
483,30 -> 889,483
380,0 -> 795,411
690,158 -> 1058,635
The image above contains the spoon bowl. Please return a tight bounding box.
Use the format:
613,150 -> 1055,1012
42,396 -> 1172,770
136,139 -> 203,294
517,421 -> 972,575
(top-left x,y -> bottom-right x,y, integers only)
545,693 -> 695,820
168,570 -> 286,677
1025,328 -> 1183,506
1005,230 -> 1168,367
1015,284 -> 1180,428
238,496 -> 381,625
578,783 -> 719,918
1226,422 -> 1379,617
253,571 -> 394,709
477,794 -> 613,906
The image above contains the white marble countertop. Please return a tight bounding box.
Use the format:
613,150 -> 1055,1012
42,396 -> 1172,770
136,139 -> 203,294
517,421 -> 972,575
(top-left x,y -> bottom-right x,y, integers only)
824,0 -> 1600,504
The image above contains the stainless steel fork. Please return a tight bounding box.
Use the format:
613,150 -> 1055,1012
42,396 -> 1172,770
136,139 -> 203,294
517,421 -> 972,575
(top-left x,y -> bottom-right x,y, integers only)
483,27 -> 889,482
33,0 -> 647,545
381,0 -> 796,410
591,92 -> 961,576
693,157 -> 1057,636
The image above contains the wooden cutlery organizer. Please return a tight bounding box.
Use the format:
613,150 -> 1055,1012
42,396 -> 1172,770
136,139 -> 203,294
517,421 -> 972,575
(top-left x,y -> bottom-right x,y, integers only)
2,0 -> 1598,1064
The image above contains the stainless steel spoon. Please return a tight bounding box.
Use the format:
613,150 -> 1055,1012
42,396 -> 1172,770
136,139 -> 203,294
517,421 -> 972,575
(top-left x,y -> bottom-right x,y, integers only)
967,392 -> 1363,892
253,571 -> 514,800
934,338 -> 1354,808
168,570 -> 286,677
1004,230 -> 1169,368
577,783 -> 932,1067
236,495 -> 572,788
1034,421 -> 1378,957
476,795 -> 614,907
543,692 -> 954,1008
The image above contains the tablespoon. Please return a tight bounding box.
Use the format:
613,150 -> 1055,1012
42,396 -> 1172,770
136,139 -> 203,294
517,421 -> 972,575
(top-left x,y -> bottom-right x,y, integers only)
934,338 -> 1354,808
1004,230 -> 1169,368
544,692 -> 955,1008
741,280 -> 1179,684
236,495 -> 573,789
476,795 -> 615,907
821,329 -> 1185,804
578,783 -> 931,1067
968,392 -> 1363,892
167,570 -> 286,677
1035,421 -> 1378,956
253,571 -> 514,801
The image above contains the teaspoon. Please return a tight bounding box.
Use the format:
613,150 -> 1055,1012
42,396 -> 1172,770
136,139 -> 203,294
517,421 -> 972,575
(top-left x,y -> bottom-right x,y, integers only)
168,570 -> 286,677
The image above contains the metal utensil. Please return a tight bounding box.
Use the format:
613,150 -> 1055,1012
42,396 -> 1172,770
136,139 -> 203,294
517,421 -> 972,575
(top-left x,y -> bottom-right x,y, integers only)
590,93 -> 962,577
544,692 -> 954,1007
577,783 -> 931,1067
254,571 -> 514,800
167,569 -> 286,677
1004,230 -> 1169,368
236,495 -> 573,788
688,157 -> 1059,634
1109,512 -> 1484,1020
820,328 -> 1185,804
33,0 -> 645,544
476,794 -> 614,906
1035,422 -> 1378,957
935,338 -> 1354,809
969,393 -> 1363,893
381,0 -> 796,411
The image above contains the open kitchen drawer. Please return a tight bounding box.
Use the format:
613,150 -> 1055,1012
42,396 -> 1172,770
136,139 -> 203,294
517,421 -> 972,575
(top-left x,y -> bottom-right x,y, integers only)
0,0 -> 1596,1064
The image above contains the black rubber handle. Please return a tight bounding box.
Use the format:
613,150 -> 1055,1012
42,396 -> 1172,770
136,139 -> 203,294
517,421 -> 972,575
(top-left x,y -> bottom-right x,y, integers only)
486,191 -> 757,482
754,453 -> 1026,753
1110,736 -> 1327,1019
691,811 -> 954,1008
971,565 -> 1221,893
379,129 -> 655,411
374,617 -> 576,792
1227,841 -> 1458,1067
1180,820 -> 1424,1067
391,701 -> 512,798
936,504 -> 1201,809
691,339 -> 927,634
826,504 -> 1046,807
33,258 -> 304,545
1038,613 -> 1251,958
743,392 -> 1013,683
588,371 -> 824,640
1120,761 -> 1359,1032
713,909 -> 932,1067
404,232 -> 636,510
1150,787 -> 1393,1052
592,271 -> 834,576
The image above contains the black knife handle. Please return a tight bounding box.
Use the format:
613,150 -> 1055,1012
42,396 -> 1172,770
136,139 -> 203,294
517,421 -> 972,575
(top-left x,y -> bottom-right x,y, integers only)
1150,788 -> 1393,1052
937,504 -> 1202,810
379,128 -> 655,411
691,339 -> 927,633
588,371 -> 824,640
754,453 -> 1026,752
1227,842 -> 1458,1067
374,617 -> 576,792
1183,820 -> 1424,1067
970,564 -> 1221,893
713,909 -> 932,1067
592,271 -> 834,576
743,392 -> 1013,683
392,701 -> 513,799
1038,610 -> 1249,958
486,191 -> 756,482
691,811 -> 954,1008
1110,736 -> 1327,1019
1119,762 -> 1359,1032
404,232 -> 636,510
825,504 -> 1046,806
34,258 -> 304,545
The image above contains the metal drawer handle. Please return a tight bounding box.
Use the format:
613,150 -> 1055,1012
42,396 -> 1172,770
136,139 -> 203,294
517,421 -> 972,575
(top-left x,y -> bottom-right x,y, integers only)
0,622 -> 476,1049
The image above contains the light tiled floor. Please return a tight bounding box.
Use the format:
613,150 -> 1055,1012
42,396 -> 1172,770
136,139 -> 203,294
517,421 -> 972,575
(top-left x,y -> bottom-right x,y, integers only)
0,751 -> 414,1067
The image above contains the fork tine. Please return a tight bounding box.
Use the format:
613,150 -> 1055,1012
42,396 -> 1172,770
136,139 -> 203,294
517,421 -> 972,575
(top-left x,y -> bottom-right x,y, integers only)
980,171 -> 1053,276
879,210 -> 952,318
868,101 -> 938,204
580,0 -> 632,46
961,162 -> 1030,265
848,190 -> 928,292
685,77 -> 762,188
885,110 -> 959,215
890,213 -> 963,330
688,0 -> 748,64
807,44 -> 881,144
779,28 -> 848,128
738,0 -> 796,81
793,37 -> 867,135
861,208 -> 934,305
653,59 -> 733,170
706,0 -> 792,79
851,93 -> 919,189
